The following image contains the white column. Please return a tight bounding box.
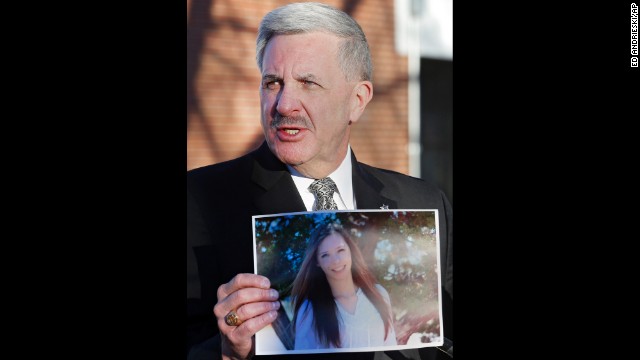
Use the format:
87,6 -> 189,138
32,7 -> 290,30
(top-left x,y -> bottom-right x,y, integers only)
407,0 -> 422,178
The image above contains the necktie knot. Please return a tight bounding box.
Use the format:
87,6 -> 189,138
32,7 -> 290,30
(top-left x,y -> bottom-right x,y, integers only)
308,177 -> 339,210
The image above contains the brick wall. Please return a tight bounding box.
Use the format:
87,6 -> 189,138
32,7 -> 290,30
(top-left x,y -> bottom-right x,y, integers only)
187,0 -> 409,174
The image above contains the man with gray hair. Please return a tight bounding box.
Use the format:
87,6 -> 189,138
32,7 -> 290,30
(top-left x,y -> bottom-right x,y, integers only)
187,3 -> 453,359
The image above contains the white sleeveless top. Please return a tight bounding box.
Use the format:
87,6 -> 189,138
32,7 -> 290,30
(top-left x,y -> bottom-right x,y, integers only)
294,284 -> 397,349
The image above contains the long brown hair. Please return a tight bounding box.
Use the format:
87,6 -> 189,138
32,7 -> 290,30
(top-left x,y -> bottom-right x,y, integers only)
291,223 -> 393,348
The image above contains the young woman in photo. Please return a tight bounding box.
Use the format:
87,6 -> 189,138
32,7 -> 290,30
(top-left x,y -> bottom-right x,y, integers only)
291,223 -> 397,349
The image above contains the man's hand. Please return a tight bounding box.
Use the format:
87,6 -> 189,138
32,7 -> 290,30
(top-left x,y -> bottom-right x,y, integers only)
214,273 -> 281,359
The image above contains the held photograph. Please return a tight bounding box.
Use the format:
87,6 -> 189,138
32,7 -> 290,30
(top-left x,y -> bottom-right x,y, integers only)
252,210 -> 443,355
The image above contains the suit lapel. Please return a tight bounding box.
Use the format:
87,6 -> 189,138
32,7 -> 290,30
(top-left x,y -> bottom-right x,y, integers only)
250,142 -> 306,214
249,143 -> 396,212
351,150 -> 398,210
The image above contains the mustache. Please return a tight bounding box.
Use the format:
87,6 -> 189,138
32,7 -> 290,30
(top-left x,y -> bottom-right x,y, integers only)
271,113 -> 312,129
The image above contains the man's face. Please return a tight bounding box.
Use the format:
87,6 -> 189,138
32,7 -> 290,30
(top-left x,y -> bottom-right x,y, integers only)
259,32 -> 358,177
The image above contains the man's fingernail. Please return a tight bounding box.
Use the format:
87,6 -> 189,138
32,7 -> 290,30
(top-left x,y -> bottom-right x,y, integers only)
272,301 -> 280,310
269,289 -> 279,299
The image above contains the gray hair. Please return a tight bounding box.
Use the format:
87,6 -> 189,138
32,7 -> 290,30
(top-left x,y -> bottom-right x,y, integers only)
256,2 -> 372,82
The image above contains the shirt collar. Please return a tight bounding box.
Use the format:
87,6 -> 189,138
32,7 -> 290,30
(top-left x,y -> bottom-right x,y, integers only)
287,145 -> 354,210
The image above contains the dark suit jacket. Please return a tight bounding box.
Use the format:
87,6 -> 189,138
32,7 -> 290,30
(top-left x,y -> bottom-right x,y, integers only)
187,142 -> 453,360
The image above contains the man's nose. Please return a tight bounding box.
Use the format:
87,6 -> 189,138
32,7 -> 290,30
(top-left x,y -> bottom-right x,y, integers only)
275,84 -> 300,116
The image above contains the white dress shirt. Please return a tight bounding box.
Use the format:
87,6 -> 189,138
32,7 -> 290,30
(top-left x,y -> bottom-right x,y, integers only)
287,145 -> 356,210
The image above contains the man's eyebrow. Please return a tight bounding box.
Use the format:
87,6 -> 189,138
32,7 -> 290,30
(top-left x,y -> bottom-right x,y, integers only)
262,74 -> 281,82
296,73 -> 321,82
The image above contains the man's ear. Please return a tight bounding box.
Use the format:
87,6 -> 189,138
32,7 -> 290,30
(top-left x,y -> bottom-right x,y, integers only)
349,81 -> 373,125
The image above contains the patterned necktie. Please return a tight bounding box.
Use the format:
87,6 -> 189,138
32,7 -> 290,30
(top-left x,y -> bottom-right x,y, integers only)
308,177 -> 339,210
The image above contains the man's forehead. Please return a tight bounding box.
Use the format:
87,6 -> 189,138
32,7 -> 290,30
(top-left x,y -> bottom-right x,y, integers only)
262,36 -> 341,76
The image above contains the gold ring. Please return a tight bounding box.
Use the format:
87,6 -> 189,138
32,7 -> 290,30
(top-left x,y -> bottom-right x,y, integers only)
224,310 -> 241,327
